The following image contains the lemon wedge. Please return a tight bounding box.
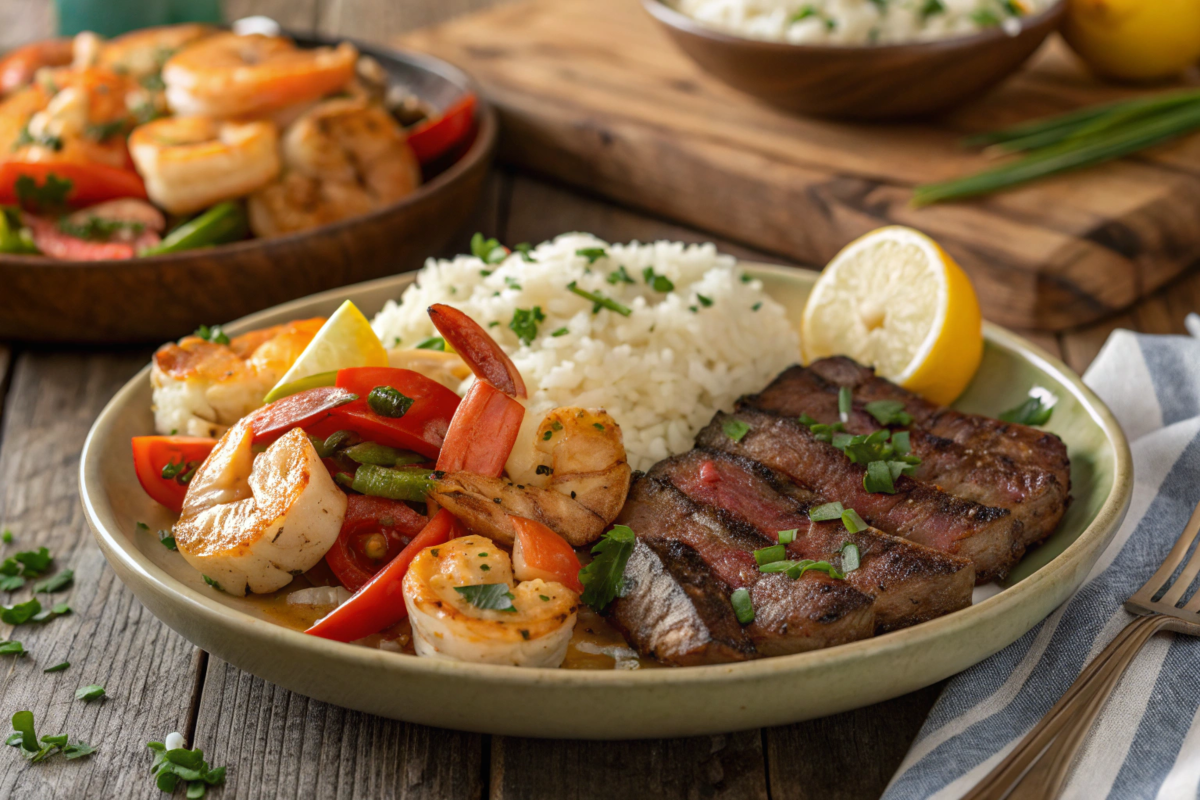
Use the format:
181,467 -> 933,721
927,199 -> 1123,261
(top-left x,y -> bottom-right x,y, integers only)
801,226 -> 983,406
264,300 -> 388,402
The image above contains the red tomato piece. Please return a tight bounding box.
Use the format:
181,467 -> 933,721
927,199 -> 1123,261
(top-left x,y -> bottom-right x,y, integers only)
435,381 -> 525,477
428,304 -> 526,398
406,92 -> 477,164
131,436 -> 217,514
306,508 -> 463,643
0,161 -> 147,206
325,495 -> 428,592
306,367 -> 461,459
511,516 -> 584,593
250,386 -> 359,443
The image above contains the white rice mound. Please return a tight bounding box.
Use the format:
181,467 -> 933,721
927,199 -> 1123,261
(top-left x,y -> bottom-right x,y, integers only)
371,233 -> 801,474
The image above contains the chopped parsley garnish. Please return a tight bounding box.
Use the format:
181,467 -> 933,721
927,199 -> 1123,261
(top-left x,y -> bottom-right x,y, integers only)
2,529 -> 11,543
999,393 -> 1055,426
777,528 -> 797,545
971,8 -> 1001,26
43,661 -> 69,673
759,559 -> 845,580
578,524 -> 636,612
14,126 -> 63,152
864,400 -> 913,426
7,711 -> 95,763
454,583 -> 517,612
740,273 -> 752,283
841,508 -> 868,534
838,386 -> 852,423
58,215 -> 143,241
730,588 -> 754,625
808,501 -> 845,522
75,684 -> 106,702
751,302 -> 762,311
504,276 -> 522,291
696,294 -> 713,308
202,575 -> 221,591
576,247 -> 608,264
159,531 -> 177,550
921,0 -> 946,18
722,418 -> 751,442
470,232 -> 507,264
34,569 -> 72,593
550,327 -> 569,337
841,542 -> 861,573
1,597 -> 41,625
642,267 -> 674,292
139,73 -> 167,91
607,265 -> 634,284
0,640 -> 25,656
753,544 -> 786,566
147,739 -> 226,796
367,386 -> 414,418
161,457 -> 198,485
567,282 -> 632,316
85,119 -> 129,142
514,242 -> 536,262
193,324 -> 230,346
509,306 -> 545,344
414,336 -> 446,351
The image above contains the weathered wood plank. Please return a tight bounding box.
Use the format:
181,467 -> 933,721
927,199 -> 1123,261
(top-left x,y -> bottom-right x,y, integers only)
193,657 -> 484,800
491,731 -> 769,800
765,683 -> 945,800
0,351 -> 203,799
317,0 -> 515,42
0,0 -> 53,49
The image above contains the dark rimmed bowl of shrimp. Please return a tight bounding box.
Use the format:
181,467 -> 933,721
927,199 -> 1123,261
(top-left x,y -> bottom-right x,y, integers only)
0,26 -> 496,343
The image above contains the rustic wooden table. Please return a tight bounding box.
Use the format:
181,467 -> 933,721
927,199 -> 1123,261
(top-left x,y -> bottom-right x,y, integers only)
2,1 -> 1199,798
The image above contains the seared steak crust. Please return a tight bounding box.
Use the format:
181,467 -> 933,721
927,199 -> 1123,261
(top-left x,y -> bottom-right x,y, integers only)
610,476 -> 875,663
748,360 -> 1070,549
696,409 -> 1023,582
649,448 -> 974,632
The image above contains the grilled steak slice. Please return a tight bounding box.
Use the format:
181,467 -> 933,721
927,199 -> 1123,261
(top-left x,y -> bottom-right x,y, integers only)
697,409 -> 1023,582
611,476 -> 875,660
649,448 -> 974,632
608,537 -> 756,666
748,361 -> 1070,549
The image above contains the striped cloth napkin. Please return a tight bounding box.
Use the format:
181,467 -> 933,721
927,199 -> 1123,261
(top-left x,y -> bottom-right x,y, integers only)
883,314 -> 1200,800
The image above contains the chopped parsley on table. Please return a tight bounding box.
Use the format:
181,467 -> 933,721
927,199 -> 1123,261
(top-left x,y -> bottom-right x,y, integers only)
75,684 -> 106,702
0,640 -> 25,656
7,711 -> 95,763
34,569 -> 72,593
147,738 -> 226,797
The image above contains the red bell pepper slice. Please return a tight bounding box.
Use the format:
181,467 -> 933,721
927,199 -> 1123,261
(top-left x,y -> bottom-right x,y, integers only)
131,436 -> 217,514
428,303 -> 526,398
306,508 -> 463,643
435,381 -> 525,477
250,386 -> 359,444
406,92 -> 476,164
511,516 -> 584,593
306,367 -> 461,459
0,161 -> 147,206
325,495 -> 428,592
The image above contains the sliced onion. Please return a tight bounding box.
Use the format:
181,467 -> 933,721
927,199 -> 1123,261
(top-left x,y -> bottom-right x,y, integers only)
287,585 -> 352,607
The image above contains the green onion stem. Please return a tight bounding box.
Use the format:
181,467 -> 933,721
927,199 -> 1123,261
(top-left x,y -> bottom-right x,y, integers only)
350,465 -> 434,501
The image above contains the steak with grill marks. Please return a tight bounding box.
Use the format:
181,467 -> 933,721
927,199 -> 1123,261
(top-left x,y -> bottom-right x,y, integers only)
696,408 -> 1024,582
608,475 -> 875,662
648,448 -> 975,632
747,361 -> 1070,549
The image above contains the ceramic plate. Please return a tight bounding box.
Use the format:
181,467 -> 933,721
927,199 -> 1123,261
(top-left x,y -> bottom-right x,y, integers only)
80,264 -> 1132,740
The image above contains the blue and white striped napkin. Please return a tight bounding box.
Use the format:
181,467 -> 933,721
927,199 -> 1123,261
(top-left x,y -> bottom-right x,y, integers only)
884,314 -> 1200,800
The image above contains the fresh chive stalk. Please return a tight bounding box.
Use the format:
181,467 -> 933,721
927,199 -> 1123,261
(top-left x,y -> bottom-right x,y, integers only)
350,465 -> 434,501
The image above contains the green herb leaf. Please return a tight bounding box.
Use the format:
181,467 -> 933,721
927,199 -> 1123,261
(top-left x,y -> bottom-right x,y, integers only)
863,460 -> 897,494
730,587 -> 754,624
14,547 -> 52,576
777,528 -> 796,545
550,327 -> 569,337
1,597 -> 41,625
367,386 -> 414,418
754,543 -> 787,566
920,0 -> 945,18
841,508 -> 868,534
453,584 -> 518,612
514,242 -> 536,262
59,214 -> 143,241
864,399 -> 913,426
63,742 -> 96,759
75,684 -> 106,702
641,267 -> 674,292
202,575 -> 221,591
723,418 -> 751,442
0,576 -> 24,591
193,324 -> 230,346
470,232 -> 507,264
999,394 -> 1055,426
11,710 -> 37,752
509,306 -> 545,345
838,386 -> 852,423
576,247 -> 608,264
414,336 -> 446,351
566,282 -> 632,316
31,602 -> 70,623
43,661 -> 69,673
578,525 -> 636,612
34,569 -> 73,593
0,640 -> 25,656
159,531 -> 177,550
808,501 -> 845,522
841,542 -> 861,573
606,265 -> 634,285
1,529 -> 11,543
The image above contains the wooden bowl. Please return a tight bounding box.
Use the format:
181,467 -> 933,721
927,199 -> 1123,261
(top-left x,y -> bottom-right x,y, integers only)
0,35 -> 497,344
642,0 -> 1066,120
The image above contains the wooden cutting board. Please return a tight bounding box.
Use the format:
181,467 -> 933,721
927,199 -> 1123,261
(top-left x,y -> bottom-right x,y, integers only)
401,0 -> 1200,331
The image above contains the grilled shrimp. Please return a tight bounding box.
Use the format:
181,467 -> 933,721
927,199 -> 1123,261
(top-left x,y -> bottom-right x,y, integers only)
247,98 -> 421,238
162,33 -> 357,119
97,23 -> 215,79
0,39 -> 74,95
402,535 -> 579,667
151,318 -> 324,438
129,116 -> 281,214
431,407 -> 632,547
174,418 -> 347,596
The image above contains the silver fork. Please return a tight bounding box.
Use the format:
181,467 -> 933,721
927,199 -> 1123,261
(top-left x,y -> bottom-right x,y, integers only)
963,499 -> 1200,800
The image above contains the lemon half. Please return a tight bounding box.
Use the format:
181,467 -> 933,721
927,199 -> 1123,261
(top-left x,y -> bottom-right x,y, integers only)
801,226 -> 983,406
264,300 -> 388,402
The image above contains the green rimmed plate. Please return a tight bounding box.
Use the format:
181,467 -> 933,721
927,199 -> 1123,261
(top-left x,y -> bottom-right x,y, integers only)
79,263 -> 1132,739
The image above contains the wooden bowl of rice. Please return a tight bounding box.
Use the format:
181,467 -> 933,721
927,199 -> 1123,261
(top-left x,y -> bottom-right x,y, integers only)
642,0 -> 1066,120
